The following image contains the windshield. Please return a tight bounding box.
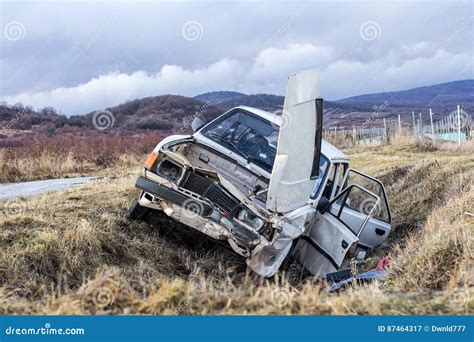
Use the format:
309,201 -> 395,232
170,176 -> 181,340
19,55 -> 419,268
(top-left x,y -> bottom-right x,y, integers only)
201,109 -> 278,172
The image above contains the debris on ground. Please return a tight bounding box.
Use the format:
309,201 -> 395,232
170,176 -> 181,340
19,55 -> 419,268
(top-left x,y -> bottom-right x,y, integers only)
328,256 -> 390,292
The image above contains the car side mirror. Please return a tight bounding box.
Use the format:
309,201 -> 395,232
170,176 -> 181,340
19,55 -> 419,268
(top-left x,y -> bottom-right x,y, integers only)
191,117 -> 205,132
317,196 -> 331,214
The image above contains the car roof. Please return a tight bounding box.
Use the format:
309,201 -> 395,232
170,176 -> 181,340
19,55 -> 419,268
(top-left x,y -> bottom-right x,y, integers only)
236,105 -> 349,162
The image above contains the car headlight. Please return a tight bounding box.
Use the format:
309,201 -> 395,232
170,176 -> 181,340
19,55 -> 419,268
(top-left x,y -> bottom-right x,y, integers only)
156,158 -> 183,182
236,208 -> 264,231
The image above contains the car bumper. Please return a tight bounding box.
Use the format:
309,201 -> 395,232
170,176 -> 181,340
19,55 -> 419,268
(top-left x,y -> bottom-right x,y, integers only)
134,175 -> 261,246
135,176 -> 213,216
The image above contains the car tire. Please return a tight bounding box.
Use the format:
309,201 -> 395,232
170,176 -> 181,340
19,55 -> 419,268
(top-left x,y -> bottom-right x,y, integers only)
128,199 -> 149,221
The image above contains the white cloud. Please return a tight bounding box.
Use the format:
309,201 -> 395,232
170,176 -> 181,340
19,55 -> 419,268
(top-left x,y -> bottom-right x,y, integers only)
400,41 -> 439,59
251,44 -> 335,78
1,43 -> 471,115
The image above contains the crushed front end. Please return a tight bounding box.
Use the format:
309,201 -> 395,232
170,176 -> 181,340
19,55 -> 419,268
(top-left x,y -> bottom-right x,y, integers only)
134,143 -> 300,277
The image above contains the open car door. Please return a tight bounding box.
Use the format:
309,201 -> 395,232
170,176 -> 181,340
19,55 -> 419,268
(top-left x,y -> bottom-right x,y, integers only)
267,69 -> 323,213
295,184 -> 381,276
334,169 -> 392,249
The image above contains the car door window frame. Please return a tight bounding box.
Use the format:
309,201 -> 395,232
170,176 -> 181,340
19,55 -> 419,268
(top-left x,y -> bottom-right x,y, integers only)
330,162 -> 348,200
327,184 -> 381,238
338,168 -> 392,223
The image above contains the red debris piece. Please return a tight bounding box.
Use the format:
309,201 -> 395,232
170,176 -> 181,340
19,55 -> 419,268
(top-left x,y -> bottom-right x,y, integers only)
376,256 -> 390,270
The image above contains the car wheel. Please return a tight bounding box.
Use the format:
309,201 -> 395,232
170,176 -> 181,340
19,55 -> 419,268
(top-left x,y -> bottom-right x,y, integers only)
128,199 -> 149,221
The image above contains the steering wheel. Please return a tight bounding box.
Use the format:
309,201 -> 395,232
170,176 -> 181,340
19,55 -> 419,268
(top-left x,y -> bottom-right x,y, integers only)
239,133 -> 269,156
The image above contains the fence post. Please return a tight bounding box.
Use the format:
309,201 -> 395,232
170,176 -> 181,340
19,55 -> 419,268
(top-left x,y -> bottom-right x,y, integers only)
398,114 -> 401,135
429,108 -> 435,144
457,105 -> 461,146
418,113 -> 423,137
412,111 -> 416,135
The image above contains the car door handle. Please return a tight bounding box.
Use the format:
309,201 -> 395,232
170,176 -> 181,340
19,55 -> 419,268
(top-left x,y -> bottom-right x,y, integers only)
341,240 -> 348,249
375,228 -> 385,236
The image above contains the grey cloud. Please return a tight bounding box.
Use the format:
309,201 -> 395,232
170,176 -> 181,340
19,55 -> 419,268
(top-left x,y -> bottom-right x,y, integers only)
0,1 -> 472,114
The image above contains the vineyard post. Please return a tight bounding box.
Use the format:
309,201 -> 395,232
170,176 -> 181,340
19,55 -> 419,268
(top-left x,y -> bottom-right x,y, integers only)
429,108 -> 435,144
398,114 -> 401,135
419,113 -> 422,137
457,105 -> 461,146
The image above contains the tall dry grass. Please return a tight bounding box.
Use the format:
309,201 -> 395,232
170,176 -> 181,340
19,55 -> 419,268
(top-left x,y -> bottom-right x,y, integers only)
0,133 -> 162,183
0,142 -> 472,315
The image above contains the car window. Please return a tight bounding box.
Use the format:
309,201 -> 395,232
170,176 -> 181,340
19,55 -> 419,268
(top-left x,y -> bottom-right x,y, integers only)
340,169 -> 391,223
310,155 -> 329,199
336,163 -> 348,191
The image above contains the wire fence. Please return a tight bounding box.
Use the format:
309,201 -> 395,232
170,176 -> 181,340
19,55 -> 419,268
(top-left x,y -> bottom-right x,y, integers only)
323,105 -> 473,148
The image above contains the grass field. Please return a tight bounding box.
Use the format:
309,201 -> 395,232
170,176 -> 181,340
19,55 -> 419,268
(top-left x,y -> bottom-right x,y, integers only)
0,141 -> 472,315
0,133 -> 161,183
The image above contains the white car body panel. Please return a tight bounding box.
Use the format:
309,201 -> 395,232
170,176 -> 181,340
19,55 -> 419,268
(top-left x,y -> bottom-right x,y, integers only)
267,69 -> 321,213
133,70 -> 391,278
310,213 -> 359,267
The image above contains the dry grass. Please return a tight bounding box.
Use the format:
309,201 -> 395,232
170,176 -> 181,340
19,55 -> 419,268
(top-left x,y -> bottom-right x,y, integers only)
0,133 -> 161,183
0,142 -> 472,315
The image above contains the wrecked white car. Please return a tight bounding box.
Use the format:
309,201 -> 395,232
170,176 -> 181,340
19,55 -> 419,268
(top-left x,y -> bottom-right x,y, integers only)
129,70 -> 392,278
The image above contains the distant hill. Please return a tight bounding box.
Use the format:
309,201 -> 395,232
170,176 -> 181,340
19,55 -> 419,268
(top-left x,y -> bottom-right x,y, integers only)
194,91 -> 246,105
0,104 -> 67,136
211,79 -> 473,127
0,95 -> 223,139
339,79 -> 473,106
70,95 -> 223,131
217,94 -> 284,112
214,93 -> 361,114
327,79 -> 474,127
1,80 -> 473,137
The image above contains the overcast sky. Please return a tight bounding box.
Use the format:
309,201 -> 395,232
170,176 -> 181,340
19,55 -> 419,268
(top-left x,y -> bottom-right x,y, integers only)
0,0 -> 473,115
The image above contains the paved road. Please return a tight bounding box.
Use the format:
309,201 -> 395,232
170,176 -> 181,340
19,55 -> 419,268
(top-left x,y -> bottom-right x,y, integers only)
0,177 -> 98,200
